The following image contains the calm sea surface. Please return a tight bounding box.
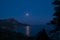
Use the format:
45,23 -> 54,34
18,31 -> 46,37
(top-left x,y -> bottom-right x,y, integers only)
15,25 -> 55,36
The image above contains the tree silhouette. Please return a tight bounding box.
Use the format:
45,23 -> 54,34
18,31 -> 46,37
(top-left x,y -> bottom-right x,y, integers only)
47,0 -> 60,40
36,29 -> 50,40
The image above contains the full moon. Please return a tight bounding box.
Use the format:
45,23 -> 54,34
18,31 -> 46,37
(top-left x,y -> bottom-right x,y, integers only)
25,13 -> 29,16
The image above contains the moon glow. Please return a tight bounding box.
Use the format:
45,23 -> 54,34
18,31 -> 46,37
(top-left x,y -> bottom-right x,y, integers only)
25,13 -> 29,16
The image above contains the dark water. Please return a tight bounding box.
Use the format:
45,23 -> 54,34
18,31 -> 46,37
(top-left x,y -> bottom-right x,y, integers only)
30,25 -> 54,36
15,25 -> 55,36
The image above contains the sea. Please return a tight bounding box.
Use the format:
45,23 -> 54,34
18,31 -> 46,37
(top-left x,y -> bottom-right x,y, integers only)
14,24 -> 55,36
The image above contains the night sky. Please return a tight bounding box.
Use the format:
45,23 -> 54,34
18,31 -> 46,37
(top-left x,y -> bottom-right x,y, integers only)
0,0 -> 54,25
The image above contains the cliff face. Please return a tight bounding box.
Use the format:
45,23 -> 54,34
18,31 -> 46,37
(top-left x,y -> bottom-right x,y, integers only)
0,18 -> 29,29
0,28 -> 25,40
0,18 -> 31,40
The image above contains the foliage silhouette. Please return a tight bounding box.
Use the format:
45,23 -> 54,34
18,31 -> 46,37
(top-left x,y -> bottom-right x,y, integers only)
47,0 -> 60,40
36,28 -> 50,40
